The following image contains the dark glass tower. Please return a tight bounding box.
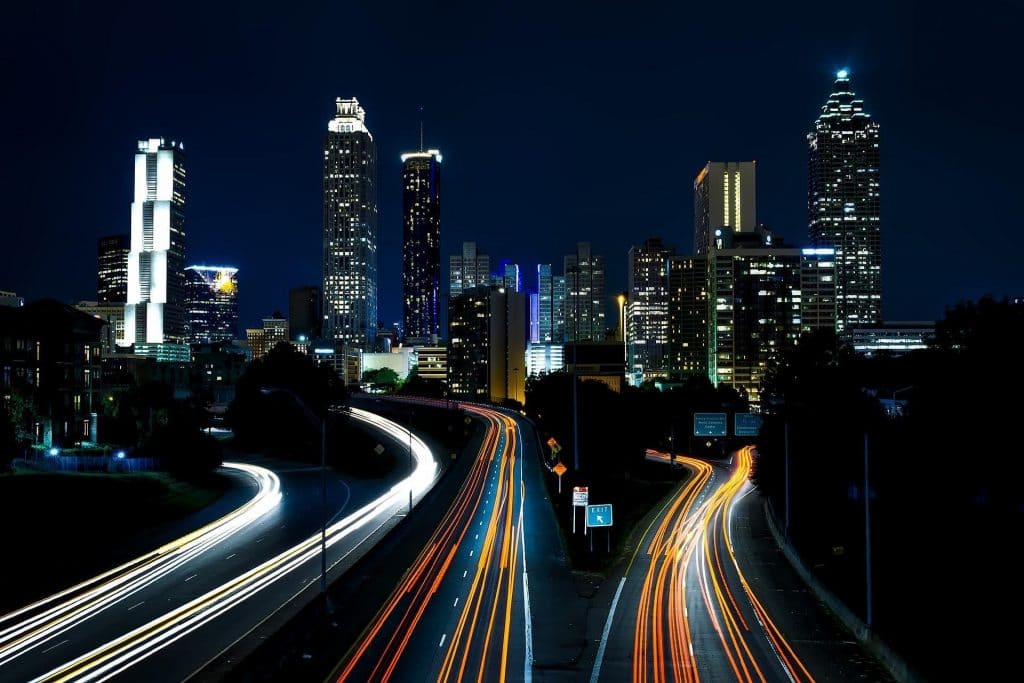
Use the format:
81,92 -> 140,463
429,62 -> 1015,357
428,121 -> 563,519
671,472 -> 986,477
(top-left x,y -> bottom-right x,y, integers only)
401,148 -> 442,342
323,98 -> 377,349
184,266 -> 239,343
808,70 -> 881,331
97,234 -> 129,303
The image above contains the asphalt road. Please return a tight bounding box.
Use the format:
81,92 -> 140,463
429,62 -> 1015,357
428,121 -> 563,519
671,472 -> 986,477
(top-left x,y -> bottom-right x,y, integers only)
592,446 -> 892,682
332,403 -> 539,683
0,408 -> 436,682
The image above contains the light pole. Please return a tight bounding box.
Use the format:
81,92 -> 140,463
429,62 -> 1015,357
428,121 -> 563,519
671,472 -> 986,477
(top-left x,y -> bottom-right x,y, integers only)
864,432 -> 872,627
891,385 -> 914,418
260,387 -> 330,603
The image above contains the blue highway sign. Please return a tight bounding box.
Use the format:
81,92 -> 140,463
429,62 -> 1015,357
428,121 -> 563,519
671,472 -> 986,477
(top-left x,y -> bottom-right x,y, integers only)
586,504 -> 614,528
694,412 -> 728,437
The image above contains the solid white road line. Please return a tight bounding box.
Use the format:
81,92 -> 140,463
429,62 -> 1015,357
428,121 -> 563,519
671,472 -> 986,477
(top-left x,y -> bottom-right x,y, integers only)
589,577 -> 627,683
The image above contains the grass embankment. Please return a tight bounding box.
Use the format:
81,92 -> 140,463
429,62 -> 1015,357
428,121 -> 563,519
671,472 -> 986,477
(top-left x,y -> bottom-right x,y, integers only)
0,470 -> 230,613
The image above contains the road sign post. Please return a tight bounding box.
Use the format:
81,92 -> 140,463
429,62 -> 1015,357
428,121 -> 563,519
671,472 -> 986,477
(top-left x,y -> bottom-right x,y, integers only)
553,461 -> 567,494
572,486 -> 589,534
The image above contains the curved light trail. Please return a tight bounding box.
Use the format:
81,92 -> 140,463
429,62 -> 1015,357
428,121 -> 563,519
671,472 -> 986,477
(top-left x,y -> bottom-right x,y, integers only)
631,446 -> 815,682
334,403 -> 529,683
0,462 -> 281,668
23,407 -> 439,683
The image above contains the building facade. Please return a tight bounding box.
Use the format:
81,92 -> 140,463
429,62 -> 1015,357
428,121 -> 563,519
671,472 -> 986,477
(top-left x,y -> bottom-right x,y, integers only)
401,149 -> 442,342
667,255 -> 708,380
184,265 -> 239,344
808,70 -> 882,332
97,234 -> 130,303
449,242 -> 491,298
323,97 -> 378,349
74,301 -> 125,354
563,242 -> 605,342
626,237 -> 673,386
124,138 -> 188,349
694,161 -> 756,256
447,285 -> 526,403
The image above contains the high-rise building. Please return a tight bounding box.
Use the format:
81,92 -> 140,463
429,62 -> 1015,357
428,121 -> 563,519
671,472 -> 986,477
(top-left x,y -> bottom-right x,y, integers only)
536,264 -> 555,342
449,242 -> 491,298
693,161 -> 756,256
553,275 -> 567,342
808,70 -> 882,332
501,262 -> 521,292
667,255 -> 708,379
447,285 -> 526,403
323,98 -> 378,349
97,234 -> 130,303
707,228 -> 836,406
124,138 -> 187,350
289,286 -> 322,341
184,265 -> 239,343
401,148 -> 442,342
74,301 -> 125,354
626,237 -> 673,386
563,242 -> 605,342
245,314 -> 289,360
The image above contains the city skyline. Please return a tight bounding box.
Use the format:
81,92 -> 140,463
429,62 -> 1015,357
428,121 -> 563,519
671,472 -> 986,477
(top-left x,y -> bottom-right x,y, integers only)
3,3 -> 1022,331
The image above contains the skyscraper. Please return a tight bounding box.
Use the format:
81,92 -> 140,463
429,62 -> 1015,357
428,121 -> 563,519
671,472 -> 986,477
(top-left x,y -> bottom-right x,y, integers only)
667,255 -> 708,380
693,161 -> 756,256
536,264 -> 555,342
184,265 -> 239,343
501,262 -> 521,292
124,138 -> 187,350
447,285 -> 526,403
323,97 -> 378,349
401,148 -> 442,342
808,70 -> 882,332
563,242 -> 605,342
626,237 -> 673,386
449,242 -> 490,298
97,234 -> 129,303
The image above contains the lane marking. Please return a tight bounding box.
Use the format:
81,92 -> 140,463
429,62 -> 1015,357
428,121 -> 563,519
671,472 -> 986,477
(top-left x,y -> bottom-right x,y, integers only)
589,577 -> 627,683
469,550 -> 474,557
453,598 -> 459,607
463,570 -> 467,578
225,553 -> 236,560
184,574 -> 197,582
126,602 -> 145,612
439,633 -> 447,648
40,639 -> 69,654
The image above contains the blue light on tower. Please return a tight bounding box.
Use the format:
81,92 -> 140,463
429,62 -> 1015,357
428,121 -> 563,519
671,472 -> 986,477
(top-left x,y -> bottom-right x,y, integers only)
837,69 -> 849,79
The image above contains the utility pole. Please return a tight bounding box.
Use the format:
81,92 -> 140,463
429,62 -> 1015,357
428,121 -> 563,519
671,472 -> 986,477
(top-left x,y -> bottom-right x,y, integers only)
784,420 -> 790,536
864,432 -> 873,627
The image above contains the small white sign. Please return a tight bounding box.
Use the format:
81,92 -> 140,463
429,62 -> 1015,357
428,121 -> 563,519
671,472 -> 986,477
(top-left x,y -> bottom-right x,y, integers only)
572,486 -> 589,507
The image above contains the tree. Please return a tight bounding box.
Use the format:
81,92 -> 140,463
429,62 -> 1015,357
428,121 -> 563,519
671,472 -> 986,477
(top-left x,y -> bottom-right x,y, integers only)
362,367 -> 400,392
227,343 -> 346,454
0,399 -> 19,469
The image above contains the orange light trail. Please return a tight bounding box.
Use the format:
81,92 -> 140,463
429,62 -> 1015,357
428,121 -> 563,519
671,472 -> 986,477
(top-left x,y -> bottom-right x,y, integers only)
630,446 -> 817,682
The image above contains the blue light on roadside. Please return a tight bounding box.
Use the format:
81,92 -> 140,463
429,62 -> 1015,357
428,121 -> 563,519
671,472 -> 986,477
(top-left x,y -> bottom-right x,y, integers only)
49,448 -> 59,456
116,451 -> 126,459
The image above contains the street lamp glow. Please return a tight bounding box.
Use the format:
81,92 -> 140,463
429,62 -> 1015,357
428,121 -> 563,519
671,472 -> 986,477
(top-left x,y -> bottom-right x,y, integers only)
48,448 -> 59,456
837,69 -> 849,79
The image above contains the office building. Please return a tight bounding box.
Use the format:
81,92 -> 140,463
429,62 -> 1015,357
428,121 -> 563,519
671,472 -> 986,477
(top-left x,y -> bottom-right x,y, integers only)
97,234 -> 130,303
667,255 -> 708,379
626,237 -> 673,386
74,301 -> 126,354
449,242 -> 491,297
694,161 -> 756,256
501,261 -> 521,292
184,265 -> 239,344
244,314 -> 289,361
323,97 -> 378,349
124,138 -> 188,352
401,148 -> 442,342
447,285 -> 526,403
289,286 -> 322,341
799,247 -> 838,333
851,322 -> 935,356
0,291 -> 24,308
808,70 -> 882,331
414,345 -> 448,384
526,342 -> 564,378
563,242 -> 605,342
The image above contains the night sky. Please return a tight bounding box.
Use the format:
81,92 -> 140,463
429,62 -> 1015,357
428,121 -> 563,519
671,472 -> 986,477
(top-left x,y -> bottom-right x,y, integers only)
2,2 -> 1021,331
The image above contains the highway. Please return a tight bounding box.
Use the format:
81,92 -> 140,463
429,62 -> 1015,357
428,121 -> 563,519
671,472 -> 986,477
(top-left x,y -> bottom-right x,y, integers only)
0,407 -> 439,682
593,446 -> 816,683
332,402 -> 534,683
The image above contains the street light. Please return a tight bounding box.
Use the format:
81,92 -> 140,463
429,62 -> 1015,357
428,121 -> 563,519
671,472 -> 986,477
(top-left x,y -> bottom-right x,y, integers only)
891,385 -> 914,418
260,387 -> 330,604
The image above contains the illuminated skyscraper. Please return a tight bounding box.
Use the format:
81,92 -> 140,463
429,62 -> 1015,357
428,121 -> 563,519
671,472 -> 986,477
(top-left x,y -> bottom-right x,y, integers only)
693,161 -> 756,256
323,98 -> 378,349
124,138 -> 187,349
563,242 -> 605,342
627,237 -> 673,386
808,70 -> 882,331
97,234 -> 129,303
667,255 -> 708,379
402,148 -> 442,342
185,265 -> 239,343
450,241 -> 490,298
501,262 -> 521,292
